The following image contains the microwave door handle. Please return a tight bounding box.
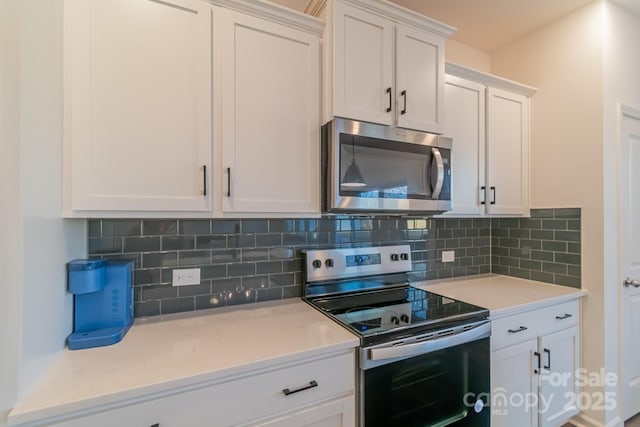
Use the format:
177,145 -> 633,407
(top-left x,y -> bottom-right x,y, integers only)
431,147 -> 445,199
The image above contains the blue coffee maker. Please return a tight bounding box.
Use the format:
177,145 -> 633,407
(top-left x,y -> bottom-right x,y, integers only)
67,259 -> 134,350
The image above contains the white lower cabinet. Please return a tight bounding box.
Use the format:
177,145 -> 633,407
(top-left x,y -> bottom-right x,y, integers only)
250,396 -> 355,427
49,352 -> 355,427
491,301 -> 580,427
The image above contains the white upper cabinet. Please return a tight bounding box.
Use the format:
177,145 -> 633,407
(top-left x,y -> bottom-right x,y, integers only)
322,0 -> 453,134
216,7 -> 322,215
486,87 -> 530,215
443,64 -> 536,217
395,25 -> 445,133
63,0 -> 323,217
444,74 -> 486,215
332,2 -> 394,126
64,0 -> 212,215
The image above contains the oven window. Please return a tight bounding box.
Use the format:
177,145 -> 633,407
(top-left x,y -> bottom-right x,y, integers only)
339,133 -> 434,199
363,338 -> 489,427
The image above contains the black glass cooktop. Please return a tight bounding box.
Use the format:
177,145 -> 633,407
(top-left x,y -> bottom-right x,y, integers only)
306,285 -> 488,345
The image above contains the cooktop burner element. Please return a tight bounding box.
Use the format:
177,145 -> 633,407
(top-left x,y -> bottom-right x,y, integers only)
302,245 -> 489,346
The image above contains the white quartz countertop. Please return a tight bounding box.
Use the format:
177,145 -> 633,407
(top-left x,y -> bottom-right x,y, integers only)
413,274 -> 586,318
8,299 -> 359,426
9,274 -> 586,425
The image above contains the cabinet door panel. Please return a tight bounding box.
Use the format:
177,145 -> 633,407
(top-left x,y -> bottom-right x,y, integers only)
538,326 -> 580,427
443,75 -> 486,215
332,2 -> 393,125
396,25 -> 444,133
491,338 -> 538,427
486,87 -> 529,215
65,0 -> 211,212
251,396 -> 355,427
220,9 -> 320,213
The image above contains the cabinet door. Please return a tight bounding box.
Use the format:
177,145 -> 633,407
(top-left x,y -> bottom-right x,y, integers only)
485,87 -> 529,215
395,24 -> 444,133
65,0 -> 211,212
251,396 -> 355,427
538,326 -> 580,427
491,338 -> 539,427
443,75 -> 486,215
219,9 -> 320,214
331,1 -> 394,126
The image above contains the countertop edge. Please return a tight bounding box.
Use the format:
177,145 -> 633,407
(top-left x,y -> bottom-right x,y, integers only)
488,290 -> 587,319
8,339 -> 358,426
413,274 -> 587,318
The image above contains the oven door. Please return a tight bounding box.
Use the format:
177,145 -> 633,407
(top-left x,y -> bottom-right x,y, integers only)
323,118 -> 452,214
359,322 -> 490,427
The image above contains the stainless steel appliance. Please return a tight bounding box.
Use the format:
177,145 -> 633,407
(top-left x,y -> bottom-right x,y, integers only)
303,245 -> 490,427
322,118 -> 452,215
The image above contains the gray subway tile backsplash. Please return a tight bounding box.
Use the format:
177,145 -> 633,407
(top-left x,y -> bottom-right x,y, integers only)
87,208 -> 581,317
491,208 -> 581,288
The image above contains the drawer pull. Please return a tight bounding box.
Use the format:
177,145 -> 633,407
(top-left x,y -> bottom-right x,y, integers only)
555,313 -> 572,320
282,380 -> 318,396
534,351 -> 541,374
508,326 -> 528,334
544,348 -> 551,370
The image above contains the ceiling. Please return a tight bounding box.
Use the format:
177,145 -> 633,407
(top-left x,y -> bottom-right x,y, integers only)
272,0 -> 640,52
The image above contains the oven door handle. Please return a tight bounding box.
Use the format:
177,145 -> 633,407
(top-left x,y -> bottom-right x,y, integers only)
369,322 -> 491,361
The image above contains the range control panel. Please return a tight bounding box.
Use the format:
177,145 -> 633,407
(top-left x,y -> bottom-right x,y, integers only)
304,245 -> 412,283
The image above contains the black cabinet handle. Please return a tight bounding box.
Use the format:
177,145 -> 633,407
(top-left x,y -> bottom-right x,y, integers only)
534,351 -> 541,374
226,167 -> 231,197
480,186 -> 486,205
282,380 -> 318,396
203,165 -> 207,196
490,186 -> 496,205
401,90 -> 407,115
508,326 -> 527,333
544,348 -> 551,370
555,313 -> 572,320
386,87 -> 392,113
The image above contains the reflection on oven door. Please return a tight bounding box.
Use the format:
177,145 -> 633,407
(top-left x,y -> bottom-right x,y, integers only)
361,337 -> 489,427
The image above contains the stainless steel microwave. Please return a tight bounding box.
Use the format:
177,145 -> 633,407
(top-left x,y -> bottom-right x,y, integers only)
322,118 -> 452,215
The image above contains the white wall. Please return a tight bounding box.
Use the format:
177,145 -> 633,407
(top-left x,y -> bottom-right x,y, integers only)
491,2 -> 613,425
445,39 -> 491,72
0,1 -> 86,424
0,1 -> 23,423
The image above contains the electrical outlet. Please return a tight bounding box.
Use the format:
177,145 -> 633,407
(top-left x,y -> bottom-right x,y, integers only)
172,268 -> 201,286
442,250 -> 455,263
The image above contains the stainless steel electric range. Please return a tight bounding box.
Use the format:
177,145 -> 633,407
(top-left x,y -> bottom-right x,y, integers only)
303,244 -> 491,427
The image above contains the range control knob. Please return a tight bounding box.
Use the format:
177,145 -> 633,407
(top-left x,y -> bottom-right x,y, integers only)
400,253 -> 409,261
400,314 -> 410,323
325,259 -> 334,267
390,316 -> 400,325
390,254 -> 399,261
312,259 -> 322,269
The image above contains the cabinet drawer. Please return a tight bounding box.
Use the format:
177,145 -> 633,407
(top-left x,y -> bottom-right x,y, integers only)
52,352 -> 355,427
231,352 -> 355,420
491,300 -> 579,351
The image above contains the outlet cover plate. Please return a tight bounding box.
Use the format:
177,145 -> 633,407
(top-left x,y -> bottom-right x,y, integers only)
172,268 -> 201,286
442,250 -> 455,263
